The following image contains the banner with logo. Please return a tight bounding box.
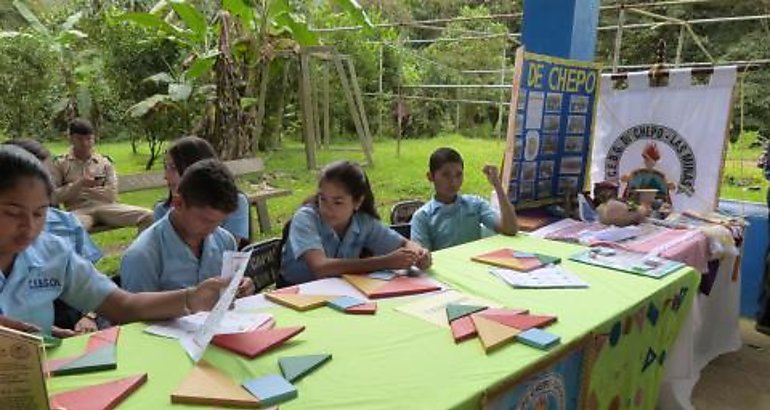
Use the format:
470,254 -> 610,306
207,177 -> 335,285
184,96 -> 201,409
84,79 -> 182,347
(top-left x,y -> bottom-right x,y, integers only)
502,49 -> 601,209
590,68 -> 737,213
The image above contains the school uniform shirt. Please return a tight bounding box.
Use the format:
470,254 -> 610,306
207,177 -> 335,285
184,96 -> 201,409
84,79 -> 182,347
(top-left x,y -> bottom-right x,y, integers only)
153,192 -> 250,240
281,206 -> 405,285
45,206 -> 103,263
119,213 -> 237,293
410,194 -> 499,251
0,232 -> 117,332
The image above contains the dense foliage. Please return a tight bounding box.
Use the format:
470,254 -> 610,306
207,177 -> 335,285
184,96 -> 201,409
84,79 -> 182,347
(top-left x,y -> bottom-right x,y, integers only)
1,0 -> 769,160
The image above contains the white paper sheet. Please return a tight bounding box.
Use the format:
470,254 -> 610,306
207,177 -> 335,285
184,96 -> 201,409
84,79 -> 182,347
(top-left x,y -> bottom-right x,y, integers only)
490,266 -> 590,289
180,251 -> 251,362
145,311 -> 272,339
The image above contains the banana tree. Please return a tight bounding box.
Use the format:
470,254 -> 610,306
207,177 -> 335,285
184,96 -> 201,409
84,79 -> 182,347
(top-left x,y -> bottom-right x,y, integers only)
4,0 -> 94,122
118,0 -> 373,159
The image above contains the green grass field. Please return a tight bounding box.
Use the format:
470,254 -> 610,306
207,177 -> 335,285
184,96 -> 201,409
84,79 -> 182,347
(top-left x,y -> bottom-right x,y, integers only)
42,132 -> 767,275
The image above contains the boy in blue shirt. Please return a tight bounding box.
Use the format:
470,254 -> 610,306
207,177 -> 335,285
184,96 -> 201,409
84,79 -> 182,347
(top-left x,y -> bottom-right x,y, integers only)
120,159 -> 255,296
411,147 -> 518,251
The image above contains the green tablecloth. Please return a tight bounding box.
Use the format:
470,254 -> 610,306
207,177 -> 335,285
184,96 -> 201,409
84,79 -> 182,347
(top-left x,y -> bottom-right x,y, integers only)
46,234 -> 699,409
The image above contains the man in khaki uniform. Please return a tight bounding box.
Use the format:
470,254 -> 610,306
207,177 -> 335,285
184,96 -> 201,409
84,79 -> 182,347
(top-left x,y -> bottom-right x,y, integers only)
50,119 -> 153,232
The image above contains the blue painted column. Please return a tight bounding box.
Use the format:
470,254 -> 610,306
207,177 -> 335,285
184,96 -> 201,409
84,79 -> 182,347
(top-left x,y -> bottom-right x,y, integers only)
521,0 -> 600,62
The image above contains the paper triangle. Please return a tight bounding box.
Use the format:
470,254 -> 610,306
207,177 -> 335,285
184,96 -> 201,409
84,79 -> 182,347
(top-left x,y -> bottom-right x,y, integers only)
345,302 -> 377,315
52,345 -> 117,376
212,326 -> 305,359
483,314 -> 557,331
171,360 -> 260,407
242,375 -> 297,407
368,276 -> 441,299
450,315 -> 477,343
342,274 -> 386,295
445,304 -> 488,323
85,326 -> 120,353
265,293 -> 334,311
479,308 -> 529,316
278,354 -> 332,382
471,314 -> 519,352
471,248 -> 549,272
45,356 -> 77,374
49,373 -> 147,410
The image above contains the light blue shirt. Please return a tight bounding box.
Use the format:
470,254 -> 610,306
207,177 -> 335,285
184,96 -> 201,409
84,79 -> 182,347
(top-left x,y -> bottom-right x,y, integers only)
154,192 -> 250,241
410,194 -> 499,251
45,207 -> 103,263
0,232 -> 117,332
280,206 -> 405,285
120,213 -> 237,292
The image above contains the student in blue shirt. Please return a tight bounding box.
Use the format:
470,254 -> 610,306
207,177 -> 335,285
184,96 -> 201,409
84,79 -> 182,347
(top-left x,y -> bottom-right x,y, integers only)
280,160 -> 432,286
411,147 -> 518,251
121,159 -> 256,296
0,145 -> 226,336
156,136 -> 250,248
3,138 -> 104,334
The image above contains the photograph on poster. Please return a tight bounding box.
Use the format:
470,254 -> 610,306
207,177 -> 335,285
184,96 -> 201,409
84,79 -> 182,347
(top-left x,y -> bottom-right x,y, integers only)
516,113 -> 524,134
526,91 -> 545,129
564,136 -> 584,153
520,181 -> 534,200
517,91 -> 527,111
511,161 -> 521,180
539,160 -> 555,179
538,180 -> 553,198
558,177 -> 579,194
521,161 -> 537,181
567,115 -> 586,134
560,156 -> 584,175
524,130 -> 540,161
541,134 -> 558,155
508,183 -> 519,202
570,95 -> 590,113
545,93 -> 563,112
543,115 -> 561,133
514,136 -> 524,159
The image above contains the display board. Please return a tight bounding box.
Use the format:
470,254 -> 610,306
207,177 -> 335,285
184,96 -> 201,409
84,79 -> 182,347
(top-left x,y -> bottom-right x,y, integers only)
502,48 -> 601,209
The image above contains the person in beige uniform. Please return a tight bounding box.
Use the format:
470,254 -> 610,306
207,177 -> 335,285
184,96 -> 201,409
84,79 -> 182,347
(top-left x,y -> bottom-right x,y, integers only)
50,118 -> 153,232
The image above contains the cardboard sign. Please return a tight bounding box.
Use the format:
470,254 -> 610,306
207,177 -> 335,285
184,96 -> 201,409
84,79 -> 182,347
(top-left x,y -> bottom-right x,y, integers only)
0,326 -> 49,410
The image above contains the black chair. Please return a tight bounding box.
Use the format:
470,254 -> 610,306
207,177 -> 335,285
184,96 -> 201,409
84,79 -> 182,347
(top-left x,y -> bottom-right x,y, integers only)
389,200 -> 424,239
242,237 -> 283,293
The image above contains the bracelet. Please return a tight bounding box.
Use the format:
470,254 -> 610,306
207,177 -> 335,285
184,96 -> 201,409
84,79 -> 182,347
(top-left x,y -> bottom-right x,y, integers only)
183,287 -> 193,315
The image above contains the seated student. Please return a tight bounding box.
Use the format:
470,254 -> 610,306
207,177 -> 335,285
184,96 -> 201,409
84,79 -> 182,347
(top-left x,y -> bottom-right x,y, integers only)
120,159 -> 255,296
280,160 -> 432,286
3,138 -> 104,335
0,145 -> 226,336
3,138 -> 103,263
155,136 -> 251,248
411,147 -> 518,251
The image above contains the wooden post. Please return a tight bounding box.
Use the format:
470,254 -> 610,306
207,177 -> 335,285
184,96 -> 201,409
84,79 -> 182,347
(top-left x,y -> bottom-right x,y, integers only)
396,87 -> 402,157
345,57 -> 374,154
323,61 -> 331,147
378,43 -> 384,140
299,51 -> 317,170
275,58 -> 290,144
501,47 -> 526,195
332,53 -> 374,166
612,7 -> 626,73
675,24 -> 686,67
495,47 -> 507,139
312,56 -> 322,148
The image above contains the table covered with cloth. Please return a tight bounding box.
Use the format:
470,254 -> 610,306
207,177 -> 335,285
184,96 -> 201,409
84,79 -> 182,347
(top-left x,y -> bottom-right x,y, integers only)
46,234 -> 699,409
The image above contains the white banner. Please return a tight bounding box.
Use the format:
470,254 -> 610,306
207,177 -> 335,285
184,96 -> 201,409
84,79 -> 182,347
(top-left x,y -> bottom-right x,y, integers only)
590,67 -> 736,213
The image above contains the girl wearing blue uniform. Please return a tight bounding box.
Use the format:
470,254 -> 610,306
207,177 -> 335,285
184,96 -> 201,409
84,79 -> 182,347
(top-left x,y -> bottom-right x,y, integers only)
156,136 -> 251,247
280,160 -> 432,286
0,145 -> 226,336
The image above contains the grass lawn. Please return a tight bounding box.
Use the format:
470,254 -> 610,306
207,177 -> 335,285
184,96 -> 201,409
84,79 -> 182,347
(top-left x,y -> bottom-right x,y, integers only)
42,133 -> 767,275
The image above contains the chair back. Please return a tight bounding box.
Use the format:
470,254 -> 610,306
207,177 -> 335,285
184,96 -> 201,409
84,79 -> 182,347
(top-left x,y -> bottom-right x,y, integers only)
389,200 -> 424,224
242,238 -> 283,292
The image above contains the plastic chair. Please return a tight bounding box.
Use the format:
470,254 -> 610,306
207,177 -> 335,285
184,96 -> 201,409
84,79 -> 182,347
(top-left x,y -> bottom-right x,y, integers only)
389,200 -> 424,240
242,237 -> 283,293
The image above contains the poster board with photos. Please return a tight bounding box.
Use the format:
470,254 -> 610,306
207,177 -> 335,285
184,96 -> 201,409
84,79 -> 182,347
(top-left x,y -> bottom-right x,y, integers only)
502,48 -> 600,209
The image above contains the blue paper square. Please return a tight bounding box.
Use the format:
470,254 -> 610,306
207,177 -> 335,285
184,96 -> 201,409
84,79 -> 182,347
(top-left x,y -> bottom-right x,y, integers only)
328,296 -> 367,311
516,328 -> 561,350
242,375 -> 297,406
368,270 -> 397,281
